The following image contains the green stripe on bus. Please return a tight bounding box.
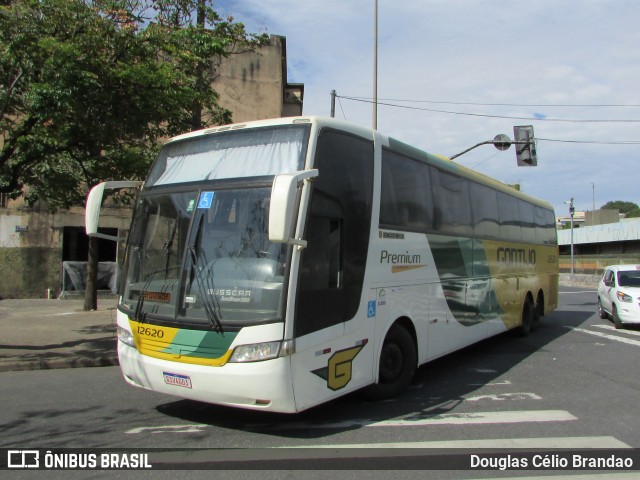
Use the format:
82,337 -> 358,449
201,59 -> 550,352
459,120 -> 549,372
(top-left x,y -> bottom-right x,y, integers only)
160,329 -> 237,359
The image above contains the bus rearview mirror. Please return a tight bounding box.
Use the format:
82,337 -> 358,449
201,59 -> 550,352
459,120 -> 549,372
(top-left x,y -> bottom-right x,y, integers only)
269,169 -> 318,246
85,181 -> 143,241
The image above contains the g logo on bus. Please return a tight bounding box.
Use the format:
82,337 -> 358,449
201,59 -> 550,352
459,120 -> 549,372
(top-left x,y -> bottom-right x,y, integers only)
312,345 -> 364,391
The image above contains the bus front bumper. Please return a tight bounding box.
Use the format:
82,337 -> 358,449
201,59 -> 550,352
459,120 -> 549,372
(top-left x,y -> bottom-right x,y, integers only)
118,341 -> 298,413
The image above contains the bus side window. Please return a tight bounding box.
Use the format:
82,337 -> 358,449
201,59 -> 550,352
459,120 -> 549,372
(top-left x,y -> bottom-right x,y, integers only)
295,129 -> 373,337
432,169 -> 473,236
301,216 -> 342,289
380,149 -> 433,232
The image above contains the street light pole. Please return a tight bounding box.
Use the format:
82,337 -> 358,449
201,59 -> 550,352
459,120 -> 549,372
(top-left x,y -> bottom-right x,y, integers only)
373,0 -> 378,130
569,198 -> 575,274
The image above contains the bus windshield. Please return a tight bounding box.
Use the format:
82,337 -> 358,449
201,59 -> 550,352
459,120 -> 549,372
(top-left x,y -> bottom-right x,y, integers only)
122,186 -> 289,328
119,123 -> 311,329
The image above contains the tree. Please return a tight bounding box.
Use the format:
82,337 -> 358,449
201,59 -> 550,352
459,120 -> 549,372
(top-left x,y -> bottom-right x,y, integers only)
0,0 -> 267,308
1,0 -> 267,206
600,200 -> 640,219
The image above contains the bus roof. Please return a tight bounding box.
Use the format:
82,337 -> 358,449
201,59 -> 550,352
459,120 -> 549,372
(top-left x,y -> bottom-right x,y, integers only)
165,116 -> 553,211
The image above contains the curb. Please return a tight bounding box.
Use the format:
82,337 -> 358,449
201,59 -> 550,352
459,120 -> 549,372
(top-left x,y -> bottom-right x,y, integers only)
0,355 -> 119,373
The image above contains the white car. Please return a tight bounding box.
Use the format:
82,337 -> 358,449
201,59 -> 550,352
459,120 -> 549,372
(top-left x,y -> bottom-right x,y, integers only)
597,264 -> 640,329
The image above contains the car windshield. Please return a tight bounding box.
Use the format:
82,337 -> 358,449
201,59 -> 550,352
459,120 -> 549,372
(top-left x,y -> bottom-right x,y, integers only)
617,270 -> 640,287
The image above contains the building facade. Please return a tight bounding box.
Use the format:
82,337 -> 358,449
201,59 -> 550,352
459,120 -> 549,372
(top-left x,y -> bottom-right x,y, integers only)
0,35 -> 303,298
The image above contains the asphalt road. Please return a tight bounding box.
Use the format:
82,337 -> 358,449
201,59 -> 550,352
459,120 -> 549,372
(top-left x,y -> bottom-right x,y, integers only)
2,286 -> 640,479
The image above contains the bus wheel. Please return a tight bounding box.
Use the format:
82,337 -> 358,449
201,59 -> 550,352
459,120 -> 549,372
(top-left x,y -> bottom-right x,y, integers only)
365,324 -> 416,400
533,292 -> 543,329
517,297 -> 534,337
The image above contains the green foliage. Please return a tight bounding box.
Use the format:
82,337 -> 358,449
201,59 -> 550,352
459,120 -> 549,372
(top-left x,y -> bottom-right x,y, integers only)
600,201 -> 640,215
0,0 -> 268,210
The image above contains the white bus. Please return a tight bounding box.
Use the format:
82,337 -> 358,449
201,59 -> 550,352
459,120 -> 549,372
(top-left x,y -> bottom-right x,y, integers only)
86,116 -> 558,413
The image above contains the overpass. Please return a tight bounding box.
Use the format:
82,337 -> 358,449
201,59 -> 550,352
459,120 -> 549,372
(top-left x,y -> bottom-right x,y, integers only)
557,217 -> 640,286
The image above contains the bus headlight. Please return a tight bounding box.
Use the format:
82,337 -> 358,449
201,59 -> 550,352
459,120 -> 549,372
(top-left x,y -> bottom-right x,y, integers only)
230,340 -> 295,363
230,341 -> 281,363
117,326 -> 135,347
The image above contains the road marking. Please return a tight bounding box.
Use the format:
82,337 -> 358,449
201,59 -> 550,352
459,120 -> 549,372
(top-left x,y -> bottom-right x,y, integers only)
573,327 -> 640,347
369,410 -> 576,426
468,380 -> 512,386
284,436 -> 630,449
125,424 -> 208,434
559,290 -> 597,294
244,410 -> 577,431
593,324 -> 640,337
464,392 -> 542,402
132,409 -> 579,436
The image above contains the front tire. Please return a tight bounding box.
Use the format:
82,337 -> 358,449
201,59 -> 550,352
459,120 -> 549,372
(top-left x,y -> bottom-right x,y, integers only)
612,305 -> 624,329
365,324 -> 416,400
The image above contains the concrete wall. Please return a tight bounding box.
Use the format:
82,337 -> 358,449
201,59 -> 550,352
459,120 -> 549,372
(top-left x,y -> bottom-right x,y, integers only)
559,274 -> 601,288
0,205 -> 62,298
585,209 -> 619,226
0,202 -> 132,298
215,35 -> 303,122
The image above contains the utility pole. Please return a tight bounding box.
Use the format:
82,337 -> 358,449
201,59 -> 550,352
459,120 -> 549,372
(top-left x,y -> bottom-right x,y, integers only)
565,198 -> 575,275
373,0 -> 378,130
330,90 -> 336,118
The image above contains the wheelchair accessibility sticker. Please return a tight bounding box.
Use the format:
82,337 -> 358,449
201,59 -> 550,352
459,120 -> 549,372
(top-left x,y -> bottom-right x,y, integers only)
198,191 -> 215,209
367,300 -> 376,318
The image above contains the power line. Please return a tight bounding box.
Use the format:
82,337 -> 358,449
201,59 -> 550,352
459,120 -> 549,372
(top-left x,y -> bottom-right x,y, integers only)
342,95 -> 640,108
337,95 -> 640,123
537,138 -> 640,145
336,96 -> 347,120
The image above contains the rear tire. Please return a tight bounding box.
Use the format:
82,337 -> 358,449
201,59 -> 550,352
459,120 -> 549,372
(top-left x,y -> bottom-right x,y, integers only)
532,296 -> 542,330
364,324 -> 416,400
597,298 -> 608,319
517,297 -> 534,337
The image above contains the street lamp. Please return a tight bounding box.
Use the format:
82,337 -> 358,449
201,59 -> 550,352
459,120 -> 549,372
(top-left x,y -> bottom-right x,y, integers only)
564,198 -> 575,275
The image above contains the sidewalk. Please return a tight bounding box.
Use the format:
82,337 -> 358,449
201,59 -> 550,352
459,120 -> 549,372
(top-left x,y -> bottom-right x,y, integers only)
0,297 -> 119,372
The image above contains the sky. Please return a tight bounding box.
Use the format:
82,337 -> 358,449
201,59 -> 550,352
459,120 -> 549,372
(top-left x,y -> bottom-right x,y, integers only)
218,0 -> 640,217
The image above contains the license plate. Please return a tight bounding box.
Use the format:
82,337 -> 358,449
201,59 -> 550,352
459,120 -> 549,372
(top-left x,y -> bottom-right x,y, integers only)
163,372 -> 192,389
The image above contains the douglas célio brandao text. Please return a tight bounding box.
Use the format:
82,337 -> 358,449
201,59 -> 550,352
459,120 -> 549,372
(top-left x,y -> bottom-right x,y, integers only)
470,453 -> 634,471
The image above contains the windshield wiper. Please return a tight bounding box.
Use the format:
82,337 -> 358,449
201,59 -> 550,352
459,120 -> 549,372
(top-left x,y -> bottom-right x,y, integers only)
134,216 -> 180,322
187,215 -> 224,333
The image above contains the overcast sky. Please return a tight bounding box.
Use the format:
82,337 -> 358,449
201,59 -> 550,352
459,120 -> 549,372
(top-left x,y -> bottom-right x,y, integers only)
220,0 -> 640,216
